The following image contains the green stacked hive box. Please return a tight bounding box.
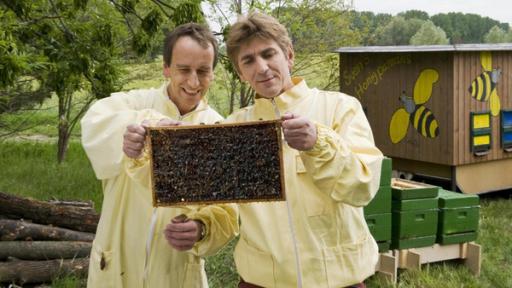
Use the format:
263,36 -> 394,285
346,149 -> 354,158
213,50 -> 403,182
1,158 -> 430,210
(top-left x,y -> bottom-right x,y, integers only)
365,212 -> 392,252
437,189 -> 479,245
364,157 -> 392,252
391,179 -> 439,249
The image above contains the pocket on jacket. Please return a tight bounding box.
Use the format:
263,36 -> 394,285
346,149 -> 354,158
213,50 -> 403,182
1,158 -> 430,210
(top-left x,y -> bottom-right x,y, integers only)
182,262 -> 205,288
234,236 -> 275,287
88,242 -> 114,287
321,237 -> 378,287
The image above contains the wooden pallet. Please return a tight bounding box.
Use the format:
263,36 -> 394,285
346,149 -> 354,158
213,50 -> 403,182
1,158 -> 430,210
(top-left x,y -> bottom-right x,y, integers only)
375,251 -> 398,283
375,242 -> 481,284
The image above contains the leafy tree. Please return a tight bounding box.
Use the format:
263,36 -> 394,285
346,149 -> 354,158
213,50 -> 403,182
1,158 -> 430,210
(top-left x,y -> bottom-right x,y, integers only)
410,20 -> 449,45
0,0 -> 126,162
0,0 -> 206,162
374,16 -> 425,45
0,9 -> 49,114
110,0 -> 204,60
431,12 -> 509,43
398,9 -> 430,21
484,25 -> 509,43
279,6 -> 357,53
346,11 -> 392,46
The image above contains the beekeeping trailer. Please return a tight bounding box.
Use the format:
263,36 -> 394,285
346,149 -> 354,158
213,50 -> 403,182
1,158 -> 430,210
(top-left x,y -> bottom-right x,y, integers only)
336,44 -> 512,194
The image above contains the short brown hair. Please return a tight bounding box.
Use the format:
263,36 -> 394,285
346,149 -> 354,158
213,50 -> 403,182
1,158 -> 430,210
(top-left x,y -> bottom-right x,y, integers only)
163,23 -> 218,68
226,11 -> 292,71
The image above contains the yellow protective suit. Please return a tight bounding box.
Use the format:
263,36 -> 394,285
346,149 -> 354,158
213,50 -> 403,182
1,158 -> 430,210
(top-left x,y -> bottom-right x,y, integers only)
227,78 -> 383,287
81,83 -> 238,288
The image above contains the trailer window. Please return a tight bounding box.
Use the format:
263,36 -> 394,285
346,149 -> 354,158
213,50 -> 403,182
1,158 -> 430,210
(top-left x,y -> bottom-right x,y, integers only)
470,112 -> 492,156
501,110 -> 512,152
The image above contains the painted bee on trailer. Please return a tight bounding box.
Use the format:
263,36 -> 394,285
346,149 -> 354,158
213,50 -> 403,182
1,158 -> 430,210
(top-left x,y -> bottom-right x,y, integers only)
468,51 -> 501,116
389,69 -> 440,144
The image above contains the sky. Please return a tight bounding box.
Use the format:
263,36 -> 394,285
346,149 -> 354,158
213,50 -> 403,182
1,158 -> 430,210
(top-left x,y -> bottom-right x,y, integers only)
352,0 -> 512,25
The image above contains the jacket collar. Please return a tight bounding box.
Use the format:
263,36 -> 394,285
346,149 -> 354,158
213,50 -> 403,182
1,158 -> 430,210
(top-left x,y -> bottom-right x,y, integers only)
158,82 -> 209,118
254,77 -> 311,117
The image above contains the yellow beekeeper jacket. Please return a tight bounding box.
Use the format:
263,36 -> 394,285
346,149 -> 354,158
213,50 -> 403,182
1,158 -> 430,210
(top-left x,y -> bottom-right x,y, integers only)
81,83 -> 238,288
227,78 -> 383,287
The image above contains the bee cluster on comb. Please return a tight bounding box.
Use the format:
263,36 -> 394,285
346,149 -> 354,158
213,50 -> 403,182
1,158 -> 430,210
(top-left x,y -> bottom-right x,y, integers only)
147,120 -> 285,206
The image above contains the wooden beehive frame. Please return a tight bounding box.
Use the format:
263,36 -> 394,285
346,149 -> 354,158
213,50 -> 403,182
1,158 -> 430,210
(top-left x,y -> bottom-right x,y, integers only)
147,120 -> 286,206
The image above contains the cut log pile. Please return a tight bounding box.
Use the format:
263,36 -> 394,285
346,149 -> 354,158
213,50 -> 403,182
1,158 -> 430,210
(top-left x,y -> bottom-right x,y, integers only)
0,192 -> 99,285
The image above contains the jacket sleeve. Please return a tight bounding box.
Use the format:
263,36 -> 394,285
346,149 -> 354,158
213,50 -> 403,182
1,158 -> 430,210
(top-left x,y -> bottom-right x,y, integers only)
186,204 -> 239,257
300,97 -> 383,207
81,91 -> 168,180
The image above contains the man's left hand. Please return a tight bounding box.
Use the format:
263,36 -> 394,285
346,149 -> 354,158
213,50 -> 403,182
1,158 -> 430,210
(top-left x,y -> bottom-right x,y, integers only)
281,112 -> 317,151
164,215 -> 203,251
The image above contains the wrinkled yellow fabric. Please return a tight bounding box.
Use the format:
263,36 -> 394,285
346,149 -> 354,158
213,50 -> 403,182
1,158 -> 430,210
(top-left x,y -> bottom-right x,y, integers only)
227,78 -> 383,288
81,83 -> 238,288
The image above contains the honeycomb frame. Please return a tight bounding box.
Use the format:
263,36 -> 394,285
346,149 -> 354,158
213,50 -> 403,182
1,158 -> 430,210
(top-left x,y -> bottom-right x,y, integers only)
147,120 -> 286,206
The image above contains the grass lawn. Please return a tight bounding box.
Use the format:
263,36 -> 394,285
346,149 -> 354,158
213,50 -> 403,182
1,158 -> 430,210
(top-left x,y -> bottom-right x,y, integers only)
0,141 -> 102,210
0,141 -> 511,287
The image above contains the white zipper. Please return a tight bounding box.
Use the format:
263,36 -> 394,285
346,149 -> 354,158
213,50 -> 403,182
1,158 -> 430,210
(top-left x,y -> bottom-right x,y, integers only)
143,208 -> 159,286
142,113 -> 187,286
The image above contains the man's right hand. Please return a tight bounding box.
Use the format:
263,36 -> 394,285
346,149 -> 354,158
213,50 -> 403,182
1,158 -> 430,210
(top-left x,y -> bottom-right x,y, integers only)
123,119 -> 183,159
123,121 -> 148,159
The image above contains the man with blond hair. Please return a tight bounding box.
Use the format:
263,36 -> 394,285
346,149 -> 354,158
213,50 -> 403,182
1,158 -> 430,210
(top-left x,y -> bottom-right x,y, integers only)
225,12 -> 383,288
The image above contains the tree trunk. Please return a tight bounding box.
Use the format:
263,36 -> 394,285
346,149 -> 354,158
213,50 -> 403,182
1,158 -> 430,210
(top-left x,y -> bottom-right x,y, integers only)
0,192 -> 99,233
0,219 -> 94,242
0,241 -> 91,260
0,257 -> 89,284
229,82 -> 235,114
57,91 -> 72,164
57,120 -> 70,163
239,83 -> 247,108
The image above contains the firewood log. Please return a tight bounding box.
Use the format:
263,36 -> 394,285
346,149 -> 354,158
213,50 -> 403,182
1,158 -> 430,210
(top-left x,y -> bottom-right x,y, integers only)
0,241 -> 91,260
0,219 -> 94,242
0,257 -> 89,284
48,199 -> 96,213
0,192 -> 99,232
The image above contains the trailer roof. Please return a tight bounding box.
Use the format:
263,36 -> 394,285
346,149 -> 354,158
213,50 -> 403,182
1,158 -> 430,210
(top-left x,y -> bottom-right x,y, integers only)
335,43 -> 512,53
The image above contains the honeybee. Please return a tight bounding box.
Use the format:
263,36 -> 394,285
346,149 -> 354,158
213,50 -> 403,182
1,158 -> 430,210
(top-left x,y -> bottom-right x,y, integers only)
389,69 -> 440,144
468,51 -> 501,116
